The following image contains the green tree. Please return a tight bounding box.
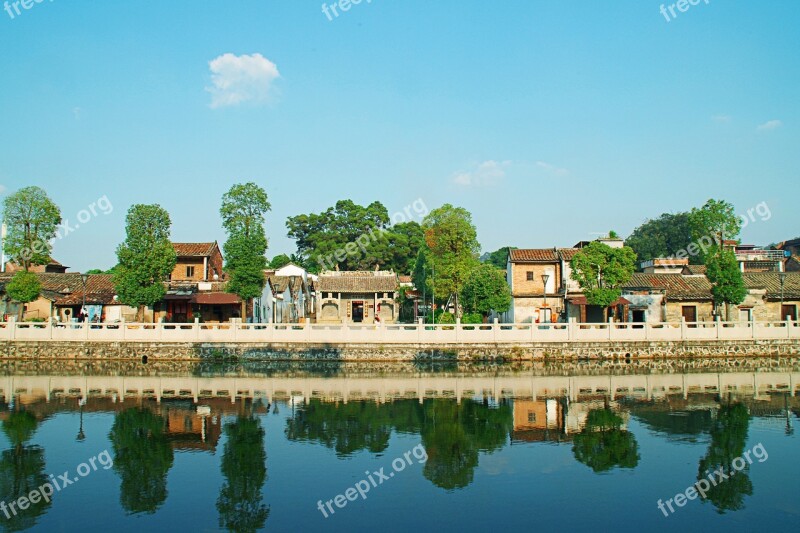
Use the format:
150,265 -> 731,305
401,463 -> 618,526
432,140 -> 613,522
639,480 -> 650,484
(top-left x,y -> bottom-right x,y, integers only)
697,403 -> 752,513
268,254 -> 292,269
626,212 -> 694,264
705,247 -> 747,320
484,246 -> 516,269
1,186 -> 62,271
460,263 -> 511,318
217,415 -> 269,532
570,242 -> 637,317
421,204 -> 481,318
109,408 -> 174,514
689,199 -> 742,262
572,409 -> 639,473
114,205 -> 177,322
0,411 -> 50,532
5,271 -> 42,320
220,183 -> 271,319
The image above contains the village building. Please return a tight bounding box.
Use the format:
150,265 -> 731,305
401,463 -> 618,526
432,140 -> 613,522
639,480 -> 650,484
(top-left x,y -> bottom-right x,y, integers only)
316,270 -> 398,324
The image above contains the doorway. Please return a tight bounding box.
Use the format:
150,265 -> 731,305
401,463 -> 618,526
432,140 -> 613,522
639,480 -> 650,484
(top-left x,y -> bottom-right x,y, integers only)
352,301 -> 364,323
682,306 -> 697,325
781,305 -> 796,321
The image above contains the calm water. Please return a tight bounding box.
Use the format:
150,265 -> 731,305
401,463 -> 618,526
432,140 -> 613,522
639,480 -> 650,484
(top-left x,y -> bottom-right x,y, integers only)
0,359 -> 798,532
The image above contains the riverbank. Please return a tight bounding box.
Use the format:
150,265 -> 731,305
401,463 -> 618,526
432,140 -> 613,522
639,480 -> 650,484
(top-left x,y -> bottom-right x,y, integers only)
3,338 -> 800,361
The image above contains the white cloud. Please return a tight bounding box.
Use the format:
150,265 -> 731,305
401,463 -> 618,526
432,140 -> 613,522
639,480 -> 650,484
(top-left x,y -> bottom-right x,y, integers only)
712,114 -> 731,123
452,160 -> 510,187
757,119 -> 782,132
206,53 -> 281,109
535,161 -> 569,176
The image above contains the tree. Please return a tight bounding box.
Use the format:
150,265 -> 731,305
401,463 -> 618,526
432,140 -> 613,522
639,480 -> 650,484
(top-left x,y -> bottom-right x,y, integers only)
626,212 -> 694,264
114,204 -> 177,322
1,186 -> 62,271
5,271 -> 42,320
460,263 -> 511,318
268,254 -> 292,269
689,199 -> 742,262
484,246 -> 516,269
570,242 -> 637,316
705,247 -> 747,320
220,183 -> 271,319
421,204 -> 481,318
217,415 -> 269,532
572,409 -> 639,473
109,408 -> 174,514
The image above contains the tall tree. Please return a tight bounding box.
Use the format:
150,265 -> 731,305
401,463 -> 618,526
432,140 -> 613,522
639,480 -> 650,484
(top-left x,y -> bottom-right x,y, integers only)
421,204 -> 481,318
220,183 -> 271,320
114,204 -> 177,322
5,270 -> 42,321
626,212 -> 694,264
705,247 -> 747,320
461,263 -> 511,319
570,242 -> 637,317
1,186 -> 62,271
689,199 -> 742,262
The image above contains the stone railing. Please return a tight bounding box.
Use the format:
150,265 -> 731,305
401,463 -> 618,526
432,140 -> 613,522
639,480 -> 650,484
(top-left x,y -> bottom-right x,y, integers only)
2,317 -> 799,344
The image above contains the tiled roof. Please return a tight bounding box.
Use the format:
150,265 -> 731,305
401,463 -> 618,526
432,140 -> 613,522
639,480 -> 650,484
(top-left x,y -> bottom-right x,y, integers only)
0,273 -> 120,305
557,248 -> 581,261
622,274 -> 713,301
194,292 -> 241,305
318,271 -> 398,293
509,249 -> 559,262
398,275 -> 413,284
173,242 -> 217,257
682,265 -> 707,275
743,272 -> 800,299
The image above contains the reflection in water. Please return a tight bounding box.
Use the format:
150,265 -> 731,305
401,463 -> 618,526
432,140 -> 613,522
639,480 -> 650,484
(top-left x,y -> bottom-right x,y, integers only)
572,408 -> 640,473
109,409 -> 174,514
0,412 -> 50,532
217,411 -> 269,532
697,402 -> 753,513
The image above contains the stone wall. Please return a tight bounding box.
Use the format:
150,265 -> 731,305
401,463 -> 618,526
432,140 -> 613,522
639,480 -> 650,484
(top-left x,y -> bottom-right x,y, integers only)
2,338 -> 799,362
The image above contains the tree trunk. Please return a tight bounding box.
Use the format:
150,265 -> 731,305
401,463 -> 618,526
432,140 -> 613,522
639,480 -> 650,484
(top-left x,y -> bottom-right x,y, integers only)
241,300 -> 247,323
137,304 -> 145,323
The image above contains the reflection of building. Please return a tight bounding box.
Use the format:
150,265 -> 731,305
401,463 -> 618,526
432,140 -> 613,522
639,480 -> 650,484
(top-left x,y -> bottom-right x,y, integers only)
512,399 -> 569,443
162,402 -> 222,451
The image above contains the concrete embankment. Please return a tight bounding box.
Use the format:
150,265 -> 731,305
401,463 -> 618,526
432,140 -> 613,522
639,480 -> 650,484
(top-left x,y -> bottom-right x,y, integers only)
2,339 -> 799,361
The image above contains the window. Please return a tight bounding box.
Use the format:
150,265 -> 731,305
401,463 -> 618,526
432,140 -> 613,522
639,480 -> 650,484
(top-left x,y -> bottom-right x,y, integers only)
186,266 -> 195,278
781,305 -> 797,321
527,412 -> 536,423
526,271 -> 534,281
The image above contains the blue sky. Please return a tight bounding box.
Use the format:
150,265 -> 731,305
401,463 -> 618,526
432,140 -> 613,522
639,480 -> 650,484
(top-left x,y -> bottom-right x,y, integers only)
1,0 -> 798,271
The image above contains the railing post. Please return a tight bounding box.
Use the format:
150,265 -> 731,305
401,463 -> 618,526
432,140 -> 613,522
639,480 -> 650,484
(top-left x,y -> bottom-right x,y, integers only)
680,317 -> 687,340
568,317 -> 575,341
84,320 -> 90,340
751,319 -> 756,339
493,318 -> 498,343
455,318 -> 460,342
47,318 -> 53,340
418,318 -> 423,343
8,317 -> 15,340
307,320 -> 312,343
608,317 -> 614,340
788,316 -> 793,339
715,316 -> 721,339
195,318 -> 200,341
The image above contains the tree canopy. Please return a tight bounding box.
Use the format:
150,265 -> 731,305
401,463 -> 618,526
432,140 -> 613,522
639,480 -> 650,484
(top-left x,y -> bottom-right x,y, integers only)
221,183 -> 271,316
626,212 -> 694,264
421,204 -> 481,317
705,247 -> 747,318
268,254 -> 292,269
114,204 -> 177,321
570,242 -> 637,309
483,246 -> 516,269
689,199 -> 742,261
2,186 -> 62,271
461,263 -> 511,318
5,271 -> 42,320
286,199 -> 424,274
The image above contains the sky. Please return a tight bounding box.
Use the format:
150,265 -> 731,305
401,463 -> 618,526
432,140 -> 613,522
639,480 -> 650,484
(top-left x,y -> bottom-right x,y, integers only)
1,0 -> 798,272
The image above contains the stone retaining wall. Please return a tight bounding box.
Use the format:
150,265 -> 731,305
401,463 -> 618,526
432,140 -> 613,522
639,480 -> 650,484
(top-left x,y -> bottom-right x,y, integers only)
2,338 -> 799,361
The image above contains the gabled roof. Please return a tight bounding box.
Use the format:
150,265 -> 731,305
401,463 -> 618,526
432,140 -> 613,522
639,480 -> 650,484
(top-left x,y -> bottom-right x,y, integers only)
621,273 -> 713,301
0,273 -> 120,305
557,248 -> 581,261
509,249 -> 559,262
742,272 -> 800,299
318,271 -> 398,293
172,242 -> 218,257
682,265 -> 707,275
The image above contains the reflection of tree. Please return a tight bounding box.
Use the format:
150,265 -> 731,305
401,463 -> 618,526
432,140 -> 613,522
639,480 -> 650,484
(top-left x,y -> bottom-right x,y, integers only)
285,397 -> 513,491
109,408 -> 174,514
573,409 -> 639,473
697,402 -> 752,513
0,411 -> 50,532
217,416 -> 269,532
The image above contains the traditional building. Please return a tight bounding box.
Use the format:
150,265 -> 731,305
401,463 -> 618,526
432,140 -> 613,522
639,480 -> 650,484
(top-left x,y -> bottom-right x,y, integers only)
316,270 -> 398,324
